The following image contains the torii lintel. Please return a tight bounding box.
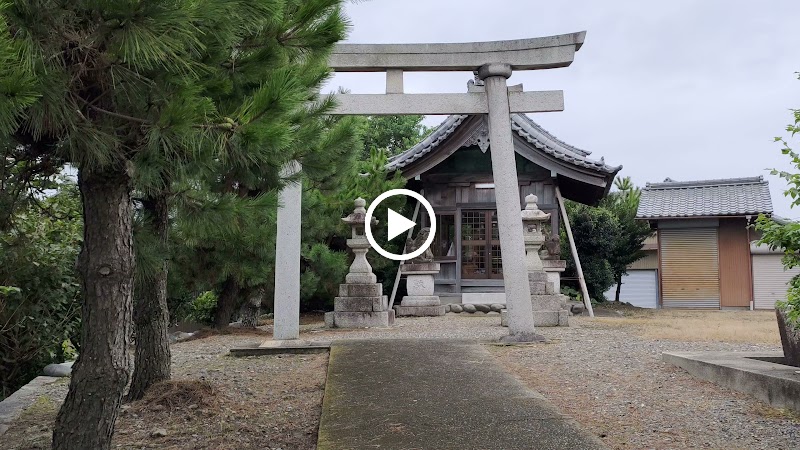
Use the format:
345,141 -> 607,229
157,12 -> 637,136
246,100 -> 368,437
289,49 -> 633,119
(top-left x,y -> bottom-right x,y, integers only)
328,32 -> 586,72
327,32 -> 585,116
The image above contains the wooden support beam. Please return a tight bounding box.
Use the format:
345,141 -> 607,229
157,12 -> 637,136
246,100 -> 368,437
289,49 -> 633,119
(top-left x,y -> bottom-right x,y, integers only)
329,90 -> 564,115
389,192 -> 423,310
555,185 -> 595,318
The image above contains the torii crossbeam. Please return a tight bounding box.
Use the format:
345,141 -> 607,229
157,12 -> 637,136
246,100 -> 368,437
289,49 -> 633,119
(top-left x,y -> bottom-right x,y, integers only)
272,32 -> 586,343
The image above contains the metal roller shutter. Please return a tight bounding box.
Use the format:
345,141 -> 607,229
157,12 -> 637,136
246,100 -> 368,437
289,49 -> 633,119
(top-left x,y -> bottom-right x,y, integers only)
604,270 -> 658,308
660,228 -> 720,308
752,254 -> 800,310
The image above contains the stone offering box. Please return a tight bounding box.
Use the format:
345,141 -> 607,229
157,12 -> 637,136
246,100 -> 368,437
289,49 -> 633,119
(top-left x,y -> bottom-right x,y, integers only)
395,263 -> 446,317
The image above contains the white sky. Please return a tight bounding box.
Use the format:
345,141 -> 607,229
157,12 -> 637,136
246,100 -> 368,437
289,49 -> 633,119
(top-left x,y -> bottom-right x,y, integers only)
325,0 -> 800,218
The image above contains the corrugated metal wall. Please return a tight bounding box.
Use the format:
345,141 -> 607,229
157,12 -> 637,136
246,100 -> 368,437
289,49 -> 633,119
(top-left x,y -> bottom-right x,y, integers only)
604,270 -> 658,308
660,228 -> 720,308
752,254 -> 800,309
630,250 -> 658,270
718,219 -> 753,307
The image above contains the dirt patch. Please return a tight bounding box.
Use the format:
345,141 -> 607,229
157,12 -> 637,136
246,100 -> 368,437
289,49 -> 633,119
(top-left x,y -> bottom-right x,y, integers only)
3,335 -> 328,450
136,380 -> 217,410
593,308 -> 781,344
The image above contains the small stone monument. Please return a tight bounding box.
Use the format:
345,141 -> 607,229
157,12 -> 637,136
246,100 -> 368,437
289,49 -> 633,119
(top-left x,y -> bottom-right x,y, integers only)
394,228 -> 446,317
325,198 -> 395,328
501,194 -> 569,327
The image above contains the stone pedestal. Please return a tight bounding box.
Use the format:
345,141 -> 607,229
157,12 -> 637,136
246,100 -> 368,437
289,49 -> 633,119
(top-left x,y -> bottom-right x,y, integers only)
528,271 -> 569,326
326,199 -> 395,329
542,259 -> 567,293
395,263 -> 446,317
501,194 -> 570,327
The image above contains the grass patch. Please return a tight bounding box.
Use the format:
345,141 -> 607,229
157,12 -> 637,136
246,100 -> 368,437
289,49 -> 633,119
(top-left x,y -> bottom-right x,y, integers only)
753,403 -> 800,422
592,309 -> 780,344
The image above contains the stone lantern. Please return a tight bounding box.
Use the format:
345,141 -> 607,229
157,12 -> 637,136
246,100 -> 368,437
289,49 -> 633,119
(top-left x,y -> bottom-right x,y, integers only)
342,198 -> 376,285
521,194 -> 551,272
325,198 -> 395,328
501,194 -> 569,327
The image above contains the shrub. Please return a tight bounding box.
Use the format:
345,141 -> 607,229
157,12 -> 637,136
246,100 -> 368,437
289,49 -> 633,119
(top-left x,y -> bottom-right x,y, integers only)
560,201 -> 619,302
188,291 -> 218,325
561,286 -> 581,301
0,182 -> 82,400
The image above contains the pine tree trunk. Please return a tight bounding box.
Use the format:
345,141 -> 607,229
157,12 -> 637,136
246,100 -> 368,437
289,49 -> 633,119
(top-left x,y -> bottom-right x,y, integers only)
52,166 -> 134,450
214,277 -> 240,328
127,193 -> 171,401
614,274 -> 623,302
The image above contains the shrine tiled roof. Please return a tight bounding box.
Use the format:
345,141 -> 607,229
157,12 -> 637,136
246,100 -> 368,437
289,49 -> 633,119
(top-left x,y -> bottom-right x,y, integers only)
386,114 -> 620,175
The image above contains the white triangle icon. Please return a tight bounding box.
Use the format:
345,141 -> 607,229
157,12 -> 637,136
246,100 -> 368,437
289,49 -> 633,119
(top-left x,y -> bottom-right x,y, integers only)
387,208 -> 416,241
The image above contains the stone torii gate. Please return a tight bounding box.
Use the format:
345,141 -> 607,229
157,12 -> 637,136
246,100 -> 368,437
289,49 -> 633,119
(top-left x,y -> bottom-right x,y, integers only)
272,32 -> 586,343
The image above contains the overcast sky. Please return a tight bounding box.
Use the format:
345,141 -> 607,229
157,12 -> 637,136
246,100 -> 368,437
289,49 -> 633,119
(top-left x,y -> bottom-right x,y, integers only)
325,0 -> 800,218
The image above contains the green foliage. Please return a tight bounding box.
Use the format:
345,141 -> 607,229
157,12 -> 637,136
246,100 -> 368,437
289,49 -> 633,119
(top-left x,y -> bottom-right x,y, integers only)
300,244 -> 349,310
300,146 -> 408,310
0,180 -> 82,400
61,339 -> 78,361
360,115 -> 432,158
756,76 -> 800,324
561,285 -> 581,301
188,291 -> 218,326
0,2 -> 38,135
599,176 -> 654,300
560,201 -> 619,302
162,0 -> 359,325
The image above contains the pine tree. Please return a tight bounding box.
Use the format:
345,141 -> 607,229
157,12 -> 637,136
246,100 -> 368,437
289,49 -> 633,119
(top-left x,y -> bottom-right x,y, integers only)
1,0 -> 354,448
154,0 -> 359,329
130,0 -> 357,394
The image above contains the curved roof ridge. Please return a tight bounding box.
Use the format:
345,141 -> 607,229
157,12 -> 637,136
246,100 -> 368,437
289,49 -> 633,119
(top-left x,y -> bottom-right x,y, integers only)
645,176 -> 766,190
387,114 -> 621,175
386,115 -> 467,171
637,176 -> 773,218
511,113 -> 591,157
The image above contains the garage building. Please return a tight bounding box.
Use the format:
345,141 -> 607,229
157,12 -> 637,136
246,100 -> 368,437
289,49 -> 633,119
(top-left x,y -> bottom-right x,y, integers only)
634,177 -> 780,309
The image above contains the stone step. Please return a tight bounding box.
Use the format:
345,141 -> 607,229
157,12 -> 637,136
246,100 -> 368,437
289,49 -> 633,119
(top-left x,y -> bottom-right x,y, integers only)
400,296 -> 441,307
394,305 -> 447,317
531,294 -> 567,311
533,310 -> 569,327
328,310 -> 395,328
334,295 -> 387,312
338,283 -> 383,297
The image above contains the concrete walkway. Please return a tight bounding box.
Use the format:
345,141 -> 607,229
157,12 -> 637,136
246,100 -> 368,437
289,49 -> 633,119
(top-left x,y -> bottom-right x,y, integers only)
317,339 -> 605,449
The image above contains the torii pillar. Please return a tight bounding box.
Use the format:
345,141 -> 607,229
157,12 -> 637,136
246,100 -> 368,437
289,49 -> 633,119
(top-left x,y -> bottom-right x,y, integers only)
478,63 -> 539,341
273,161 -> 302,340
269,32 -> 587,343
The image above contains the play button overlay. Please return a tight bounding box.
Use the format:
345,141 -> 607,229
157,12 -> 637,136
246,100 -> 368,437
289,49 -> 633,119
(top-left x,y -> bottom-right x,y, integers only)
387,208 -> 417,241
365,189 -> 436,262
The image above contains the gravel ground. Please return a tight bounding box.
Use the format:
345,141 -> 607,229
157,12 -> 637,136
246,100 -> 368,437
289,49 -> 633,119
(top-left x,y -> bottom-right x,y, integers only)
490,316 -> 800,450
4,312 -> 799,450
298,311 -> 510,342
3,332 -> 327,450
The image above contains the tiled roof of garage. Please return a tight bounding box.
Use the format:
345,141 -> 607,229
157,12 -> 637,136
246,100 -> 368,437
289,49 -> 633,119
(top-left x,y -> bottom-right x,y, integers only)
637,176 -> 773,219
